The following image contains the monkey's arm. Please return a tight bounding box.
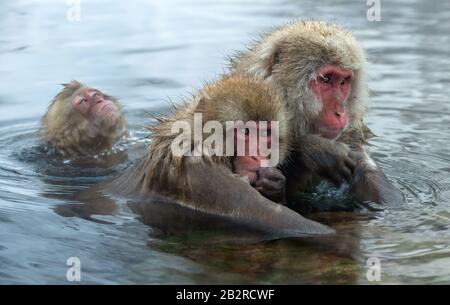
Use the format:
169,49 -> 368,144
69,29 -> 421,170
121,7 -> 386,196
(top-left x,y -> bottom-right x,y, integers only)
108,157 -> 333,238
338,126 -> 403,205
178,159 -> 333,238
282,134 -> 356,187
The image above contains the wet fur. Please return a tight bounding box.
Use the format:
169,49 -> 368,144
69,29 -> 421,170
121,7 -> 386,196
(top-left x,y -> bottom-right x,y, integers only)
40,80 -> 127,156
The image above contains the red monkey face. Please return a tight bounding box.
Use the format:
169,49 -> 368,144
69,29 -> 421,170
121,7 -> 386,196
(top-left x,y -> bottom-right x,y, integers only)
309,65 -> 353,139
232,123 -> 272,186
70,87 -> 118,116
70,87 -> 121,133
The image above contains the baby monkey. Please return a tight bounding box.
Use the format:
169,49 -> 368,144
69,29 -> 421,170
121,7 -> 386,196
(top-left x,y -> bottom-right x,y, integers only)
40,81 -> 127,157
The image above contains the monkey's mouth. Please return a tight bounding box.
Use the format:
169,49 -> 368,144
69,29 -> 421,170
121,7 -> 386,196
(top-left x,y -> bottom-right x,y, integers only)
318,127 -> 342,139
99,103 -> 118,113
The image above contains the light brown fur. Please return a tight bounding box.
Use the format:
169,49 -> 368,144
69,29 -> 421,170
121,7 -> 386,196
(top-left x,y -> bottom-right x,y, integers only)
229,20 -> 369,142
113,75 -> 289,197
40,80 -> 127,157
229,20 -> 402,205
107,75 -> 334,236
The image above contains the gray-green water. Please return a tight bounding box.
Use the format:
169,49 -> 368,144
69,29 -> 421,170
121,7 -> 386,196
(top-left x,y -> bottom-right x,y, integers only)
0,0 -> 449,284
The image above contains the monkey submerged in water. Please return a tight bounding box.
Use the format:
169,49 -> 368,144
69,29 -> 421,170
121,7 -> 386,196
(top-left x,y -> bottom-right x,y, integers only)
230,20 -> 403,206
107,75 -> 333,237
40,80 -> 127,157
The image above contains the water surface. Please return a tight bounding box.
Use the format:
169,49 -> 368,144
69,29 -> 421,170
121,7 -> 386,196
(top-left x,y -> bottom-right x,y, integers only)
0,0 -> 449,284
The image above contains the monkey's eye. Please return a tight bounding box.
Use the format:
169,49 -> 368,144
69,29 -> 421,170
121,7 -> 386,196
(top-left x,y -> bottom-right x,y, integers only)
78,98 -> 87,104
93,91 -> 102,98
319,74 -> 331,84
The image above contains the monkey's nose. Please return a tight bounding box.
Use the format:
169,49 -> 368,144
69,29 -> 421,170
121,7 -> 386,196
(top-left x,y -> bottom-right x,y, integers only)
335,111 -> 343,117
251,155 -> 266,164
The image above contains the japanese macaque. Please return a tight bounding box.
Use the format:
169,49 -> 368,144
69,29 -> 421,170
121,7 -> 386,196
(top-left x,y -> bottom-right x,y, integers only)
229,20 -> 402,205
108,75 -> 333,237
40,81 -> 127,157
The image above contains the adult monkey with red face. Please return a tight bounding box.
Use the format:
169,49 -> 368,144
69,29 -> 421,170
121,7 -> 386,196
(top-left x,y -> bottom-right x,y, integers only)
230,20 -> 402,205
40,81 -> 127,157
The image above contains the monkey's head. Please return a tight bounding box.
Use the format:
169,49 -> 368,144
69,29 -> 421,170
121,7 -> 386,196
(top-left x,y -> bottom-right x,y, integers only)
195,75 -> 289,185
40,80 -> 127,156
231,20 -> 369,140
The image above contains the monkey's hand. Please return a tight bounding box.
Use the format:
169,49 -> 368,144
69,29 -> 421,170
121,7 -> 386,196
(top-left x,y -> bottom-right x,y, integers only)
349,153 -> 404,205
290,135 -> 356,186
254,167 -> 286,204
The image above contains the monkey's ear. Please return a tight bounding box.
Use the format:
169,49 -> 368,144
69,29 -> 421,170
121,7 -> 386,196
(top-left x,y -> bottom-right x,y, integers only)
268,48 -> 281,74
256,39 -> 282,78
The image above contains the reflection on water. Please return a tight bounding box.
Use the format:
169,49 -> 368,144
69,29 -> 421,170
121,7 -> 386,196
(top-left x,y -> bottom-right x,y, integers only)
0,0 -> 450,284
